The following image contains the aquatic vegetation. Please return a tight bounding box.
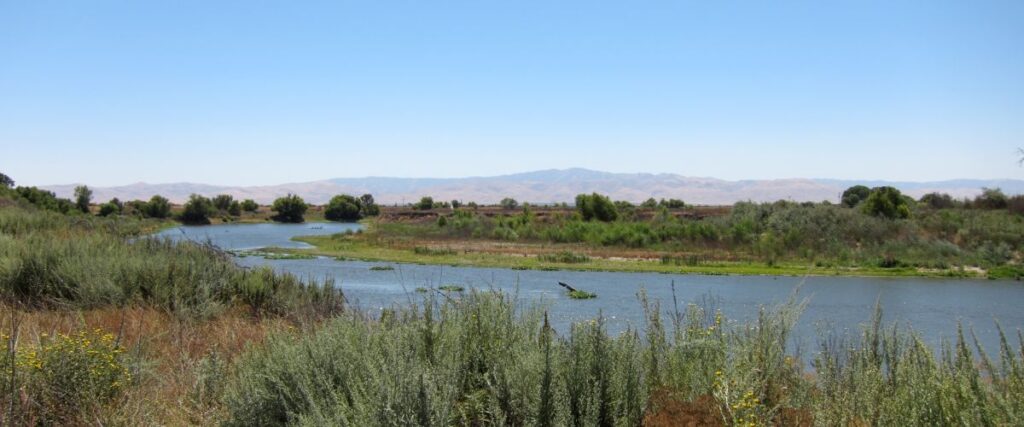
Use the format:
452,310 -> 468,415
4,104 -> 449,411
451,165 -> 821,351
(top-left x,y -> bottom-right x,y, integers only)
567,290 -> 597,299
438,284 -> 464,292
369,265 -> 395,271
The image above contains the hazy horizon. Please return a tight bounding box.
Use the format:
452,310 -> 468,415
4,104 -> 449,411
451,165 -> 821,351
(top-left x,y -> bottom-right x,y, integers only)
3,1 -> 1023,186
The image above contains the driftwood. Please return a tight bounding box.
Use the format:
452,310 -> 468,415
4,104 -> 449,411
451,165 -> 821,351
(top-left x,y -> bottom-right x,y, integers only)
557,281 -> 578,292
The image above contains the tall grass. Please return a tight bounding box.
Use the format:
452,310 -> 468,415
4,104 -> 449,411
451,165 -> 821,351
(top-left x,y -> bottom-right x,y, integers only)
0,206 -> 343,320
222,290 -> 1024,426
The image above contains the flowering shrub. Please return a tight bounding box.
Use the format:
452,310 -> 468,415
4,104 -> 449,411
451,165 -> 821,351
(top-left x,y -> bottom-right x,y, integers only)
2,328 -> 131,424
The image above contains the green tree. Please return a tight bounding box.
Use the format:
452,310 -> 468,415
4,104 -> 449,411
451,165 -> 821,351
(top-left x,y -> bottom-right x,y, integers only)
640,198 -> 658,208
841,185 -> 871,208
500,197 -> 519,210
240,199 -> 259,212
450,200 -> 462,209
74,185 -> 92,213
575,193 -> 618,222
861,186 -> 910,219
145,195 -> 172,219
180,194 -> 214,224
212,194 -> 235,211
325,194 -> 363,221
415,196 -> 434,210
271,194 -> 308,223
0,172 -> 13,188
228,200 -> 242,216
919,192 -> 956,209
974,187 -> 1008,210
98,202 -> 120,217
359,194 -> 380,216
659,198 -> 685,209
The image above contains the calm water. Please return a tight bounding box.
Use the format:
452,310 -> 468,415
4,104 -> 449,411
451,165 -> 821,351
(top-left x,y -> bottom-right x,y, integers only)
156,223 -> 1024,357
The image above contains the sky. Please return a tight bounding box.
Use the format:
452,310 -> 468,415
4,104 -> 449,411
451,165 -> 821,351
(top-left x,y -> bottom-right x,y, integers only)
1,1 -> 1023,187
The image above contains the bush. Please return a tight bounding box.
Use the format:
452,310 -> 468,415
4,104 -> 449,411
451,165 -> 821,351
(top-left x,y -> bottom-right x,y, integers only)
919,192 -> 956,209
576,193 -> 618,222
974,187 -> 1008,210
271,194 -> 308,223
180,194 -> 214,224
144,195 -> 172,218
861,186 -> 910,219
3,329 -> 131,424
324,194 -> 363,221
97,201 -> 120,217
74,185 -> 92,213
841,185 -> 871,207
415,196 -> 434,210
212,194 -> 235,211
500,197 -> 519,209
240,199 -> 259,212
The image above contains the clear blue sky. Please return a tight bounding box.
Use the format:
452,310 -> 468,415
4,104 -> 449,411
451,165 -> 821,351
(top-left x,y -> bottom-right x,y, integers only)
2,1 -> 1022,186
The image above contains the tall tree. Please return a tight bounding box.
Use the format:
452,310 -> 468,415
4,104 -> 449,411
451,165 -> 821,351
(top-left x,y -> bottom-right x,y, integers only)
0,171 -> 13,188
74,185 -> 92,213
271,194 -> 308,223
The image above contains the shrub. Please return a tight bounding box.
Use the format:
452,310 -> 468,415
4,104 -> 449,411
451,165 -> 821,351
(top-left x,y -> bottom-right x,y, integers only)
144,195 -> 172,218
212,194 -> 235,211
974,187 -> 1008,210
500,197 -> 519,210
74,185 -> 92,213
919,192 -> 956,209
415,196 -> 434,210
4,329 -> 131,424
180,194 -> 214,224
240,199 -> 259,212
841,185 -> 871,207
861,186 -> 910,219
324,194 -> 363,221
271,194 -> 308,223
576,193 -> 618,222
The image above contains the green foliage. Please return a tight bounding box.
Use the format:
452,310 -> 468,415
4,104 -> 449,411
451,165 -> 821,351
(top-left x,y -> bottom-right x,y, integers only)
415,196 -> 435,210
325,194 -> 363,221
0,171 -> 13,188
659,198 -> 686,209
271,194 -> 308,223
575,193 -> 618,222
640,198 -> 658,208
567,290 -> 597,299
74,185 -> 92,213
180,194 -> 215,224
3,329 -> 131,424
841,185 -> 871,207
212,194 -> 235,211
438,284 -> 464,292
13,186 -> 75,213
228,200 -> 242,216
144,194 -> 172,219
360,194 -> 380,216
500,197 -> 519,210
538,251 -> 590,264
974,187 -> 1008,210
98,201 -> 121,217
861,186 -> 911,219
920,192 -> 957,209
240,198 -> 259,212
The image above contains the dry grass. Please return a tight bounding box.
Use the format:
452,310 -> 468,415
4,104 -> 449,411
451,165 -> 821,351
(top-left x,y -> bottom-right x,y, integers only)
2,303 -> 300,425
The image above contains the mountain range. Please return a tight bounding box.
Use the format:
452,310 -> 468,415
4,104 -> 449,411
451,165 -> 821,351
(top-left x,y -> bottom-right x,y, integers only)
42,169 -> 1024,206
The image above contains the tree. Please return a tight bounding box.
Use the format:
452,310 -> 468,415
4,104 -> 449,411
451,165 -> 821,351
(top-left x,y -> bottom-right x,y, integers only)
212,194 -> 235,211
575,193 -> 618,222
240,199 -> 259,212
228,200 -> 242,216
415,196 -> 434,210
640,198 -> 658,208
98,202 -> 120,217
659,198 -> 685,209
500,197 -> 519,210
145,195 -> 171,219
74,185 -> 92,213
450,200 -> 462,209
271,194 -> 307,223
180,194 -> 214,224
841,185 -> 871,208
325,194 -> 363,221
0,172 -> 13,188
919,192 -> 955,209
974,187 -> 1008,210
861,186 -> 910,219
359,194 -> 380,216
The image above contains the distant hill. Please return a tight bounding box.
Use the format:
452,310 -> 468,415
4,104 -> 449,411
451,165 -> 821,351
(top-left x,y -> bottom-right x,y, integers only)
42,168 -> 1024,205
